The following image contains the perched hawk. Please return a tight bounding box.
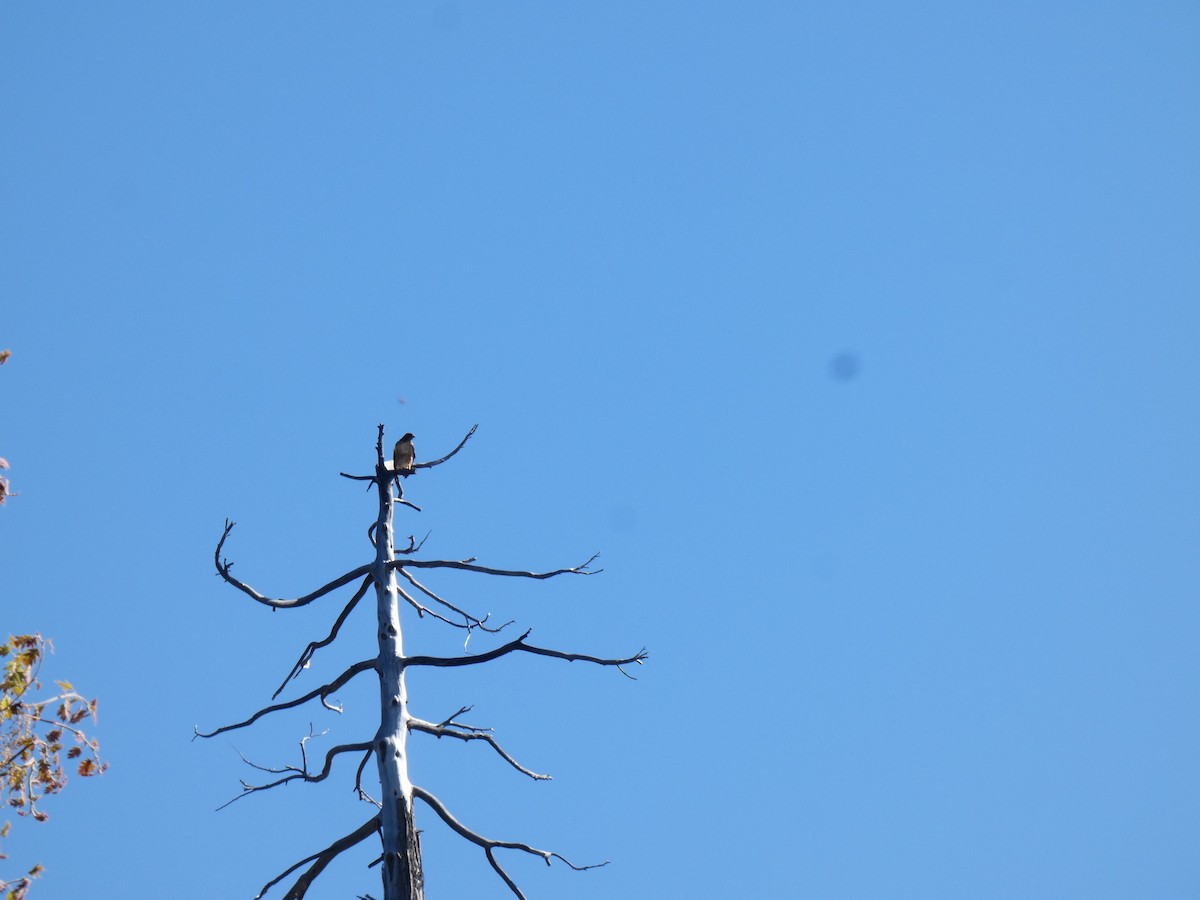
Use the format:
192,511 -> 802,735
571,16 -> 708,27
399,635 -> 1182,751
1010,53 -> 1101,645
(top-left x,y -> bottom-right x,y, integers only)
393,433 -> 416,477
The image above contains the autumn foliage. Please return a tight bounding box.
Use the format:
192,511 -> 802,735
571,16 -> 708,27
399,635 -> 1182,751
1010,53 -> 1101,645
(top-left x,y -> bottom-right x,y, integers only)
0,635 -> 106,898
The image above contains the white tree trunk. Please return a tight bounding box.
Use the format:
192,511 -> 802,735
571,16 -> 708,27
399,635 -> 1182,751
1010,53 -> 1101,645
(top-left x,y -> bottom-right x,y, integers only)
372,466 -> 423,899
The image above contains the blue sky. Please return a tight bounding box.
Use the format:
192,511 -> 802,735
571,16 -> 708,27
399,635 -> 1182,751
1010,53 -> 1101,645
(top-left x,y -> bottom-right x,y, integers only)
2,2 -> 1199,897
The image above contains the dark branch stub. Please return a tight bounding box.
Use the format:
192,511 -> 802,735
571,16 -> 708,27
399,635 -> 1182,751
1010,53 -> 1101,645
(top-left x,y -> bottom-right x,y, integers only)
202,424 -> 645,900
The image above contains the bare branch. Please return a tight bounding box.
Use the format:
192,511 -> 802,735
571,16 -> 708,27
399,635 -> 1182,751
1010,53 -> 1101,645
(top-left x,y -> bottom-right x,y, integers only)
487,847 -> 526,900
413,785 -> 606,900
395,552 -> 601,580
397,585 -> 462,630
255,815 -> 380,900
398,568 -> 514,640
436,705 -> 476,729
338,423 -> 388,483
194,660 -> 377,739
219,739 -> 374,810
395,531 -> 431,555
274,576 -> 373,699
215,520 -> 371,610
402,631 -> 648,675
354,747 -> 380,807
409,713 -> 550,781
413,423 -> 478,470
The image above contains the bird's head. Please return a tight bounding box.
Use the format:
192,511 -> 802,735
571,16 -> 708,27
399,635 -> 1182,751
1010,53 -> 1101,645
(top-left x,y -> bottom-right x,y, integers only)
399,433 -> 415,442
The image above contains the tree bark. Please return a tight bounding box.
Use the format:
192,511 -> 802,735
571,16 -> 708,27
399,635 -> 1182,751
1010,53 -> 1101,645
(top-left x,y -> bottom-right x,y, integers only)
372,454 -> 423,900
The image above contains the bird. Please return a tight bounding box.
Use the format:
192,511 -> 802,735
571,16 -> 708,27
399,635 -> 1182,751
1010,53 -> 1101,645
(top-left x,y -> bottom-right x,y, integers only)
393,433 -> 416,477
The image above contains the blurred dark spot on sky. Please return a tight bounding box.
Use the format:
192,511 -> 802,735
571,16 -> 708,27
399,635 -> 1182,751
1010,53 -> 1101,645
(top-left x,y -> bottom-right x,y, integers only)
829,351 -> 861,383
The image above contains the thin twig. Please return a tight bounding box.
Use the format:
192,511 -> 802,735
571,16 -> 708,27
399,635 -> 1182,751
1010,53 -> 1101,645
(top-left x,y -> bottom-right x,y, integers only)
395,531 -> 431,555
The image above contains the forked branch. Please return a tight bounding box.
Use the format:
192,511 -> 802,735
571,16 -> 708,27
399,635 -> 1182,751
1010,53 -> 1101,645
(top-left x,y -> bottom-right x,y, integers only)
413,785 -> 606,900
396,531 -> 431,555
215,520 -> 370,610
219,737 -> 374,810
409,707 -> 550,781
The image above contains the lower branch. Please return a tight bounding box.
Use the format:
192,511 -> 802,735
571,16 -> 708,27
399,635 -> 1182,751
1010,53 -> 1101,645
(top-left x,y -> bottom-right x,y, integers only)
255,815 -> 380,900
412,785 -> 606,900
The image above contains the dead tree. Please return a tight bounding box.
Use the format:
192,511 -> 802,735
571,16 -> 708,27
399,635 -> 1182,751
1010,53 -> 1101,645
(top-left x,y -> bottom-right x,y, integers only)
196,424 -> 646,900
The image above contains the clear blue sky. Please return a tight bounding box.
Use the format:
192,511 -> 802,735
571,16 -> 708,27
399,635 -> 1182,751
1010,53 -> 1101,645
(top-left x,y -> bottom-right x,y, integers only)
3,2 -> 1199,898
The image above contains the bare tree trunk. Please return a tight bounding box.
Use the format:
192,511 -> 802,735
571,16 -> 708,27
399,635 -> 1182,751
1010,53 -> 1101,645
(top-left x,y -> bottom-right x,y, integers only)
372,455 -> 423,900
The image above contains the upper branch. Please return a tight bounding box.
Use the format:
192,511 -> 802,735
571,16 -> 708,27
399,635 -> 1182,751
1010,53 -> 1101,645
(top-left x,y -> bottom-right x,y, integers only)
395,552 -> 601,580
413,423 -> 477,470
340,424 -> 479,481
194,660 -> 377,739
402,630 -> 648,676
215,520 -> 371,610
413,785 -> 606,900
